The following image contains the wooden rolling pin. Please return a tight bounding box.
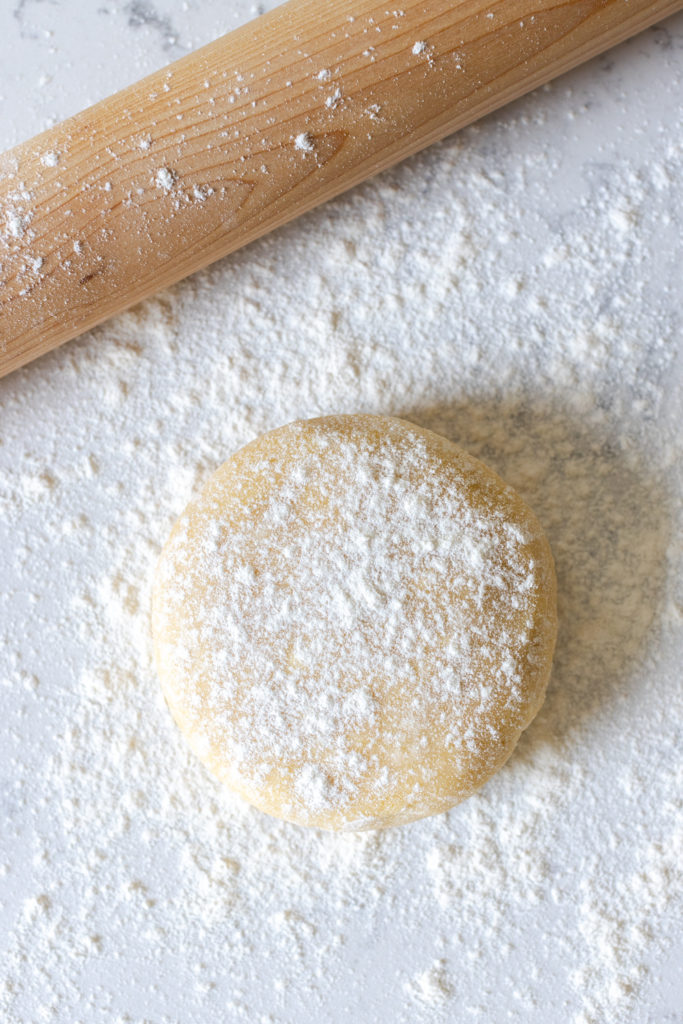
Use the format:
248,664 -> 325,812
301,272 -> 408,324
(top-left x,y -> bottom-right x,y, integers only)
0,0 -> 680,377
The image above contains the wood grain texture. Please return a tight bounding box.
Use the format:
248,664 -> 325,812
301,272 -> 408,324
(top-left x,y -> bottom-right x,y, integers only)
0,0 -> 680,377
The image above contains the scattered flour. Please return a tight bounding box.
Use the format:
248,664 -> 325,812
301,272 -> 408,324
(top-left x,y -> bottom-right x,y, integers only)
0,6 -> 682,1024
192,183 -> 214,202
294,131 -> 315,153
155,166 -> 177,191
404,959 -> 454,1006
39,150 -> 59,168
325,87 -> 343,110
2,206 -> 32,240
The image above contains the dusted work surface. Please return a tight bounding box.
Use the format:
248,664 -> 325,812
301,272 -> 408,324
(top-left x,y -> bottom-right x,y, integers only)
0,2 -> 682,1022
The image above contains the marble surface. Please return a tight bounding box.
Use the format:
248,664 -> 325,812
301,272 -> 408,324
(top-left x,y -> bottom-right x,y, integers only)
1,3 -> 682,1023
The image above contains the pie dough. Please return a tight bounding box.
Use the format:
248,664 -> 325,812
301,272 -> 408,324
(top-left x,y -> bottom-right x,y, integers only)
152,415 -> 557,830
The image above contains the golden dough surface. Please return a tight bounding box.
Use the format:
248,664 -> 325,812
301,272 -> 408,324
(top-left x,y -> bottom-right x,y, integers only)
152,415 -> 557,830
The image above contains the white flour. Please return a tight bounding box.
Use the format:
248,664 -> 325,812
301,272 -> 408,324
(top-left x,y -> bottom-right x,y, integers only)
294,131 -> 315,153
0,5 -> 682,1023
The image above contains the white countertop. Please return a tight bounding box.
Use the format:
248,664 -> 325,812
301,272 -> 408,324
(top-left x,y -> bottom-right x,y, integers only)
1,3 -> 682,1023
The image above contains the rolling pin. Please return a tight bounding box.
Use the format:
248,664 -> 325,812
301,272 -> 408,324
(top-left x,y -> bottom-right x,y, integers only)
0,0 -> 680,378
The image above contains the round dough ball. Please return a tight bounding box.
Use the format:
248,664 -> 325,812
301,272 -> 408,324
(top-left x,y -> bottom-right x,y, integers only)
152,415 -> 557,831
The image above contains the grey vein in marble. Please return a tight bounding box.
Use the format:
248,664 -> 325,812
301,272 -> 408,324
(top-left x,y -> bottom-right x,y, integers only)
124,0 -> 181,52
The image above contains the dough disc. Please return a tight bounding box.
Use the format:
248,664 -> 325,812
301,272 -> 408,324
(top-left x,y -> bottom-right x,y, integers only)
152,415 -> 557,830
